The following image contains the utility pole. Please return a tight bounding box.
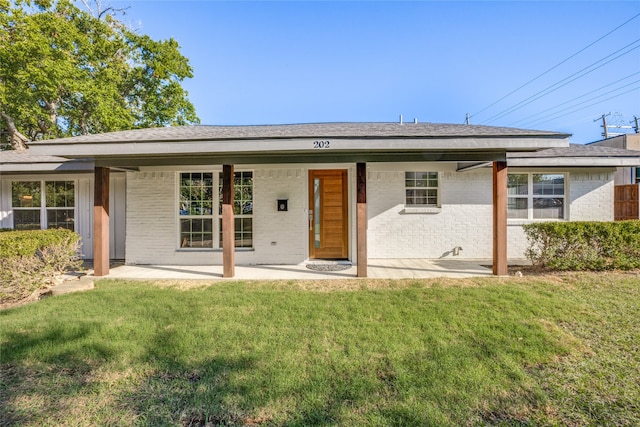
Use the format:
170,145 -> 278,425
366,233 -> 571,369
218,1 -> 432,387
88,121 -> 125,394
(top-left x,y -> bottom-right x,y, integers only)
464,113 -> 470,125
595,113 -> 610,139
595,112 -> 635,139
633,116 -> 639,134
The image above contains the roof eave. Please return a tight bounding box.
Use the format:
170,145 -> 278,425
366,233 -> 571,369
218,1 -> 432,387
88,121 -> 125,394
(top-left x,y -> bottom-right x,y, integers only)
28,136 -> 570,160
507,157 -> 640,167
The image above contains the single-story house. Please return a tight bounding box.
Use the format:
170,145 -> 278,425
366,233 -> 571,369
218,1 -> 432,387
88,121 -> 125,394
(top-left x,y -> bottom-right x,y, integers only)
3,122 -> 640,277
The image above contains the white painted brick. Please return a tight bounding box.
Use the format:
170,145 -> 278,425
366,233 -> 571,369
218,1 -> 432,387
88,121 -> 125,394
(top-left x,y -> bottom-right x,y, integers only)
122,165 -> 617,265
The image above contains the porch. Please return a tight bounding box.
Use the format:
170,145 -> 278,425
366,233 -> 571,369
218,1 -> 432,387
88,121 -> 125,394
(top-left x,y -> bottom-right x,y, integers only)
94,259 -> 508,280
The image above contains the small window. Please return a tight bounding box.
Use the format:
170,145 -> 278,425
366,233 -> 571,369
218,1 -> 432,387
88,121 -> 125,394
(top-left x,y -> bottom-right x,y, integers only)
405,172 -> 438,207
508,173 -> 565,220
11,181 -> 75,230
45,181 -> 75,230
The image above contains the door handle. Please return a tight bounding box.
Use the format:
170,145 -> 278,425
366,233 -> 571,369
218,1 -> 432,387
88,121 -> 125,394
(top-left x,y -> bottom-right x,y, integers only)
308,210 -> 313,231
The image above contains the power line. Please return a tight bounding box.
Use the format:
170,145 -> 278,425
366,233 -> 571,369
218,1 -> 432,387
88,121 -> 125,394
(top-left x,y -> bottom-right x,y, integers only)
521,80 -> 640,128
469,12 -> 640,121
482,39 -> 640,124
524,86 -> 640,128
509,71 -> 640,127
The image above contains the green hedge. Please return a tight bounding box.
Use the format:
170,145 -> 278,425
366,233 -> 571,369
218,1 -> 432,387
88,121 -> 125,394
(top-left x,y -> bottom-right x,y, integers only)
523,221 -> 640,271
0,229 -> 82,303
0,228 -> 80,258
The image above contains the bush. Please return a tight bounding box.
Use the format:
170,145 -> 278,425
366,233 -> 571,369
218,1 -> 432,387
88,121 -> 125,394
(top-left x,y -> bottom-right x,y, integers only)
0,229 -> 82,303
523,221 -> 640,271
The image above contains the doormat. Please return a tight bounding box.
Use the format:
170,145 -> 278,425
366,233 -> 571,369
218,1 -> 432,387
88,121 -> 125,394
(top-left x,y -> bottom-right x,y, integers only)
306,263 -> 352,272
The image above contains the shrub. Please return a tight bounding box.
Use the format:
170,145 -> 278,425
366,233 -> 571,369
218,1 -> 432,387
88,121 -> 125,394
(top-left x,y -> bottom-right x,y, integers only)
0,229 -> 82,303
523,221 -> 640,271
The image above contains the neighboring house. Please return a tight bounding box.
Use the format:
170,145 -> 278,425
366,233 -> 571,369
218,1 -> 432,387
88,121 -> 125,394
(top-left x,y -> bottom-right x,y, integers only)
588,133 -> 640,184
0,150 -> 127,259
587,134 -> 640,220
3,122 -> 639,277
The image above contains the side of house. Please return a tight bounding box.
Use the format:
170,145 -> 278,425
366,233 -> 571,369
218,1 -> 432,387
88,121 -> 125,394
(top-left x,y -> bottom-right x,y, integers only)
0,152 -> 126,259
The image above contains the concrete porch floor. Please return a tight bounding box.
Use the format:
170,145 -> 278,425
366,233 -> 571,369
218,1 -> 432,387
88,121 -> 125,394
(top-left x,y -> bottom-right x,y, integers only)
96,259 -> 501,280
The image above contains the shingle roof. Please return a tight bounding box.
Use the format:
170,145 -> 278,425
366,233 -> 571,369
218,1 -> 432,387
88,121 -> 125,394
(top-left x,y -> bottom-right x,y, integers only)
34,122 -> 570,144
508,143 -> 640,159
0,150 -> 69,164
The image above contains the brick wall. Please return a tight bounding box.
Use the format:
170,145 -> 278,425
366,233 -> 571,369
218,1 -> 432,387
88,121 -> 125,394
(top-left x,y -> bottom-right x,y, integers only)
123,166 -> 616,265
507,170 -> 615,259
367,164 -> 493,259
125,168 -> 308,265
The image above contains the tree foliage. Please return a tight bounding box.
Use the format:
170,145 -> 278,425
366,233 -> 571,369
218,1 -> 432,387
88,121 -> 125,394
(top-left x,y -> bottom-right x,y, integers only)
0,0 -> 199,149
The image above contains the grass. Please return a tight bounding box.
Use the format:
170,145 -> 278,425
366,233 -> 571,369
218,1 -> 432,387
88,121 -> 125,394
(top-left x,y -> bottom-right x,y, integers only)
1,273 -> 639,426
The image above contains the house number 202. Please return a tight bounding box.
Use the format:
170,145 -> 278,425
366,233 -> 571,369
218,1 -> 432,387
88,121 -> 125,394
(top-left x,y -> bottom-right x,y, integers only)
313,140 -> 330,149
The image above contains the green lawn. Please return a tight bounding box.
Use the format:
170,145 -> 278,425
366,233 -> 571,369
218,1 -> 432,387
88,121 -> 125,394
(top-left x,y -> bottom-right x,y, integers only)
1,274 -> 639,426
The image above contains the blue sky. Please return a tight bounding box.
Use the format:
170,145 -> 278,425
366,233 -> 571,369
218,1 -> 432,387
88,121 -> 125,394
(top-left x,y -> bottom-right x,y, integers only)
109,1 -> 640,144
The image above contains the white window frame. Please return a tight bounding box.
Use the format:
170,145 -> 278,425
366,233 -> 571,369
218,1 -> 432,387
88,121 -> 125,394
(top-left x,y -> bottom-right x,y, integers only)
176,170 -> 254,250
218,170 -> 253,249
177,172 -> 216,250
404,171 -> 440,207
507,173 -> 567,221
403,171 -> 441,214
10,180 -> 77,231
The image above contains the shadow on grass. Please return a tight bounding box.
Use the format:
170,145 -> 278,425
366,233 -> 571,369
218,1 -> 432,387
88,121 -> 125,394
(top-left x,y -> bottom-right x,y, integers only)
0,324 -> 264,426
0,323 -> 111,425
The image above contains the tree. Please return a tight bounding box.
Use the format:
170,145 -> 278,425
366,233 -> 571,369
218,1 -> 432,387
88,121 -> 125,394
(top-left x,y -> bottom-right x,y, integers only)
0,0 -> 199,150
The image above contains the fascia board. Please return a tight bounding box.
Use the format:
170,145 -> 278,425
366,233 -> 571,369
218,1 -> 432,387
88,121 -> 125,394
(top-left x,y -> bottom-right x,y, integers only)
508,158 -> 640,167
28,137 -> 570,158
0,161 -> 94,173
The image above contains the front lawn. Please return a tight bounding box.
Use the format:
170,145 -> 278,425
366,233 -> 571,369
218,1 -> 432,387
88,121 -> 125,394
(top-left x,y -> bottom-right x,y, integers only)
1,274 -> 639,426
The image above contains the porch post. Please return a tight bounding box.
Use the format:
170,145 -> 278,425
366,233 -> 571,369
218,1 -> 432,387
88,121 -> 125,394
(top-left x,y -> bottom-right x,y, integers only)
222,164 -> 235,278
356,162 -> 367,277
93,166 -> 110,277
492,161 -> 508,276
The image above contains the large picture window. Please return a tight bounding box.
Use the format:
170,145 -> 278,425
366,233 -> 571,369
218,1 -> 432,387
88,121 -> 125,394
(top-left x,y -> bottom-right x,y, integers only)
405,172 -> 439,207
508,173 -> 565,220
178,171 -> 253,249
11,181 -> 75,230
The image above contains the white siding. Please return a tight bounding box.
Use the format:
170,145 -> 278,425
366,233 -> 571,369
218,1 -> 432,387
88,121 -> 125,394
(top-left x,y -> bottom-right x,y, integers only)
0,173 -> 126,260
0,179 -> 11,229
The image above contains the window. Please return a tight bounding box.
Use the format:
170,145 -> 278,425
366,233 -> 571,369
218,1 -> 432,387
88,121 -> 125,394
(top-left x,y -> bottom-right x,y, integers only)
508,173 -> 565,220
11,181 -> 75,230
405,172 -> 438,207
179,172 -> 214,248
178,171 -> 253,249
219,171 -> 253,248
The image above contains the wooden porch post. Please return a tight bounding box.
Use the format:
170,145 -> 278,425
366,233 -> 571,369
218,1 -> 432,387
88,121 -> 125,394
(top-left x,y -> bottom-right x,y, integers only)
222,164 -> 235,278
93,167 -> 110,277
356,162 -> 367,277
493,161 -> 508,276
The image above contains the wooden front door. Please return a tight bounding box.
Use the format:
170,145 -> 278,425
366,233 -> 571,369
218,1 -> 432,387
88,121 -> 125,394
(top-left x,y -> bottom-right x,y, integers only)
309,169 -> 348,259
